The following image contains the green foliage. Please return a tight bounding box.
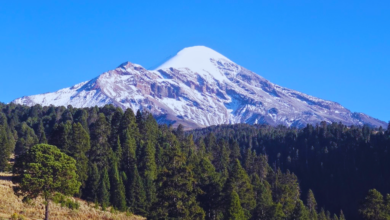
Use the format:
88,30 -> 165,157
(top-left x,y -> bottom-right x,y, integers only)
110,162 -> 127,211
99,168 -> 110,210
3,104 -> 347,219
69,123 -> 90,190
252,174 -> 273,219
359,189 -> 387,220
12,144 -> 81,219
10,213 -> 25,220
52,193 -> 80,210
339,210 -> 346,220
290,200 -> 310,220
269,203 -> 286,220
150,144 -> 205,220
85,162 -> 100,202
0,122 -> 11,170
307,189 -> 318,212
13,144 -> 81,200
225,190 -> 246,220
127,165 -> 146,215
224,159 -> 255,219
89,113 -> 111,170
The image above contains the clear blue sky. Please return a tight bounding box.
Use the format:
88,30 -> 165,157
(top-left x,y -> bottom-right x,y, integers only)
0,1 -> 389,122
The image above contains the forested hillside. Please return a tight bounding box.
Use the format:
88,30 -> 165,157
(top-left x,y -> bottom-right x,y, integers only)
189,122 -> 390,219
0,103 -> 388,219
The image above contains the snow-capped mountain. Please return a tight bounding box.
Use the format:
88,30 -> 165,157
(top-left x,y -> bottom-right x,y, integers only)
12,46 -> 386,128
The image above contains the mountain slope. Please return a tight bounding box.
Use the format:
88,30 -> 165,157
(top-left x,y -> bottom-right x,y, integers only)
12,46 -> 386,128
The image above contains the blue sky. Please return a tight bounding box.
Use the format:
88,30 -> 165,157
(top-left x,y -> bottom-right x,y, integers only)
0,1 -> 389,122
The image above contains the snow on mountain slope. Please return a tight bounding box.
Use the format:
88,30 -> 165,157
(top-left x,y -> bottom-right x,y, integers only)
12,46 -> 387,129
155,46 -> 237,82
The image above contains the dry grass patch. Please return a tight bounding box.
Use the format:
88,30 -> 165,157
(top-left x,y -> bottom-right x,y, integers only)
0,173 -> 145,220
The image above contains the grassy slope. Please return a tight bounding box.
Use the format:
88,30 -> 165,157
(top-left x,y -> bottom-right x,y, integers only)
0,173 -> 145,220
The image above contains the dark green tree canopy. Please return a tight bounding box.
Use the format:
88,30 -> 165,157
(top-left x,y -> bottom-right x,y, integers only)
12,144 -> 81,220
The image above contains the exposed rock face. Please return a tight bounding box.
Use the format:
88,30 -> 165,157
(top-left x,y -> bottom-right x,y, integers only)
12,46 -> 386,129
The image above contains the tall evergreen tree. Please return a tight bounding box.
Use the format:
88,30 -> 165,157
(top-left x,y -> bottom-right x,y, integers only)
150,143 -> 205,220
224,159 -> 255,219
99,168 -> 110,210
85,163 -> 100,202
318,208 -> 327,220
121,129 -> 137,173
194,157 -> 223,220
119,109 -> 139,143
139,141 -> 157,180
110,162 -> 126,211
252,174 -> 274,220
225,190 -> 246,220
307,189 -> 318,220
127,165 -> 146,215
89,113 -> 111,170
69,123 -> 90,190
290,200 -> 309,220
339,210 -> 346,220
268,203 -> 286,220
0,123 -> 10,170
359,189 -> 386,220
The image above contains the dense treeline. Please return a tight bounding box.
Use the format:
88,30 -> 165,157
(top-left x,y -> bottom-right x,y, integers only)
189,122 -> 390,219
0,103 -> 386,219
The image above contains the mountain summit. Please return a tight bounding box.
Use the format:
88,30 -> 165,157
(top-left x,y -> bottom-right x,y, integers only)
12,46 -> 386,128
155,46 -> 234,81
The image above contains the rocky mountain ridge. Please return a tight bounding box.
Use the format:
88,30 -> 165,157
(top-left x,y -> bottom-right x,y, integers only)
12,46 -> 386,129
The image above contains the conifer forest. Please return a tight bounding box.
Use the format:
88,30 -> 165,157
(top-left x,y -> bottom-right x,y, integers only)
1,103 -> 390,220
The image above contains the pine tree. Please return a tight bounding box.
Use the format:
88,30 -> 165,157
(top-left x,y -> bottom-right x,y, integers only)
127,165 -> 146,215
269,203 -> 286,220
318,208 -> 327,220
69,123 -> 90,190
85,163 -> 100,202
36,120 -> 47,143
0,124 -> 10,171
139,141 -> 157,208
359,189 -> 386,220
89,113 -> 111,170
229,139 -> 241,161
194,157 -> 223,220
109,162 -> 126,211
139,141 -> 157,180
12,144 -> 80,220
115,137 -> 122,168
109,108 -> 123,148
307,189 -> 318,220
224,159 -> 255,219
73,109 -> 89,133
326,211 -> 332,220
252,174 -> 273,219
119,109 -> 139,143
150,143 -> 205,220
290,200 -> 310,220
15,122 -> 39,154
49,122 -> 71,154
99,168 -> 110,210
339,210 -> 346,220
225,190 -> 246,220
121,129 -> 137,173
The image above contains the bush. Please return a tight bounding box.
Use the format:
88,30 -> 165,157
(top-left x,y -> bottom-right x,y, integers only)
52,193 -> 80,210
10,213 -> 25,220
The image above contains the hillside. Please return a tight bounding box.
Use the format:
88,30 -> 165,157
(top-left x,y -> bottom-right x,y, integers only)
0,173 -> 145,220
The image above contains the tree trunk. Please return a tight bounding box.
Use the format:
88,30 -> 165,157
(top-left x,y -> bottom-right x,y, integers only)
45,199 -> 50,220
